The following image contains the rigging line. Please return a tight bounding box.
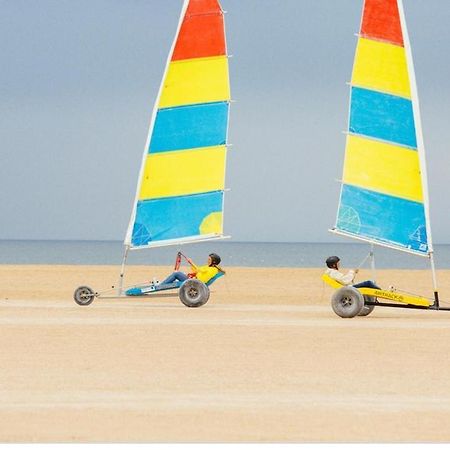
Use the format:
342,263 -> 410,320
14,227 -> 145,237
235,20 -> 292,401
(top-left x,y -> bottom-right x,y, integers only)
438,298 -> 450,307
357,252 -> 371,269
389,287 -> 441,303
178,251 -> 189,262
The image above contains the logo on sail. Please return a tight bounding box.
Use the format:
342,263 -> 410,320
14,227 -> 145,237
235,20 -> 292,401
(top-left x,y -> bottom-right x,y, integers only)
337,205 -> 361,234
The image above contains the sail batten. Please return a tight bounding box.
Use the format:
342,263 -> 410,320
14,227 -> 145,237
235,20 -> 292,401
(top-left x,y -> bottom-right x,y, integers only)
125,0 -> 230,249
329,229 -> 430,258
334,0 -> 430,256
128,234 -> 230,251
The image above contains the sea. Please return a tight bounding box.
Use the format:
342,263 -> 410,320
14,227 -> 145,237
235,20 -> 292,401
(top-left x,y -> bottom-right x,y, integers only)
1,240 -> 450,269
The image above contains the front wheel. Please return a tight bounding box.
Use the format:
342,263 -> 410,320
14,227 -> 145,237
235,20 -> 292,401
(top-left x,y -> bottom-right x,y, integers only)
331,286 -> 364,318
178,279 -> 210,308
73,286 -> 95,306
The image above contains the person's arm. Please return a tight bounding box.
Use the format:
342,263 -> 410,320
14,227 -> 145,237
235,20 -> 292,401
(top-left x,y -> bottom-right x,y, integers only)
186,257 -> 198,272
329,268 -> 355,285
340,270 -> 356,284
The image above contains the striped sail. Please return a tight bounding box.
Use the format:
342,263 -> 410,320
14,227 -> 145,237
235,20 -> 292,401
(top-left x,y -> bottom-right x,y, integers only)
125,0 -> 230,249
334,0 -> 432,256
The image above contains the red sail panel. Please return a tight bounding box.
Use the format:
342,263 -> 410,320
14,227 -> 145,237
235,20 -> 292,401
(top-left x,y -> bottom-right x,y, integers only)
185,0 -> 222,15
172,0 -> 225,61
360,0 -> 404,46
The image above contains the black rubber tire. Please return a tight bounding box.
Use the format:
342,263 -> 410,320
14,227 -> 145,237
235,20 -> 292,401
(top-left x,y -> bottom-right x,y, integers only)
358,295 -> 377,317
331,286 -> 364,318
178,279 -> 210,308
73,286 -> 95,306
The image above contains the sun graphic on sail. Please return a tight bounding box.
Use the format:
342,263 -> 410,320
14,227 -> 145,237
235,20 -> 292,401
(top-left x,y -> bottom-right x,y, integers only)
200,212 -> 223,235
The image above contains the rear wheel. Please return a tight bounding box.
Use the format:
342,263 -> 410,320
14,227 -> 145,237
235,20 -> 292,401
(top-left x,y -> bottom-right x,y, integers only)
73,286 -> 95,306
178,279 -> 210,308
331,286 -> 364,318
358,295 -> 377,316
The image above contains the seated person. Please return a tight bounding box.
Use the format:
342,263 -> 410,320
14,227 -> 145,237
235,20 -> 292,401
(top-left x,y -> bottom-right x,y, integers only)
325,256 -> 380,289
159,253 -> 225,286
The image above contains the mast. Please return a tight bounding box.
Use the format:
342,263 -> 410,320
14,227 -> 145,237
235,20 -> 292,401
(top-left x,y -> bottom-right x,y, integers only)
124,0 -> 190,247
397,0 -> 439,304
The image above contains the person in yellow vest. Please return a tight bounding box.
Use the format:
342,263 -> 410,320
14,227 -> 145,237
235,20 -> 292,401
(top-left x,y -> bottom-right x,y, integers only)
159,253 -> 224,286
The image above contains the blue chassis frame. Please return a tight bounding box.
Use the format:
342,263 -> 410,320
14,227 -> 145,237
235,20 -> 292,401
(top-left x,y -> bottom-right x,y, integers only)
125,272 -> 224,296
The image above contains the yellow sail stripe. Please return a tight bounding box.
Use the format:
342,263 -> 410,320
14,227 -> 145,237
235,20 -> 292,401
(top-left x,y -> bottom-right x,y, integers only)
158,56 -> 230,108
343,135 -> 423,203
352,37 -> 411,99
139,145 -> 226,200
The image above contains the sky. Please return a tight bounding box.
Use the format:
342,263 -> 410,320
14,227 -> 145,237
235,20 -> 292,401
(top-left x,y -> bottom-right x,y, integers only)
1,0 -> 450,243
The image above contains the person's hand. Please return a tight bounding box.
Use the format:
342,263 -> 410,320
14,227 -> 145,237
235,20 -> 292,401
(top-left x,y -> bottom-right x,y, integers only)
354,268 -> 359,273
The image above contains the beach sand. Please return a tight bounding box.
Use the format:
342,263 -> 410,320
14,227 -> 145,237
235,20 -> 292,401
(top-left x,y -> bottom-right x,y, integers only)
1,265 -> 450,442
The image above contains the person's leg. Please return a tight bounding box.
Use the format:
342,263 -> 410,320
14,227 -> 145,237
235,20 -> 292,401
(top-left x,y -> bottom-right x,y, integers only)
353,280 -> 380,289
161,271 -> 188,285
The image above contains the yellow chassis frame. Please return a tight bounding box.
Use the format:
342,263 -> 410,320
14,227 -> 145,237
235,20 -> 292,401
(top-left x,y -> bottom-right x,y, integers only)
321,274 -> 432,307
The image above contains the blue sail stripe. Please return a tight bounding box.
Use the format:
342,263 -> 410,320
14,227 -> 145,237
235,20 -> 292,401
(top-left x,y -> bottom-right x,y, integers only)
336,184 -> 428,253
349,87 -> 417,149
149,102 -> 229,154
131,191 -> 223,246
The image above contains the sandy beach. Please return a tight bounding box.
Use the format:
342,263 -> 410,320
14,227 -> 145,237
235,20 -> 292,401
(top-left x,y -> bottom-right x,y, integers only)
1,264 -> 450,442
